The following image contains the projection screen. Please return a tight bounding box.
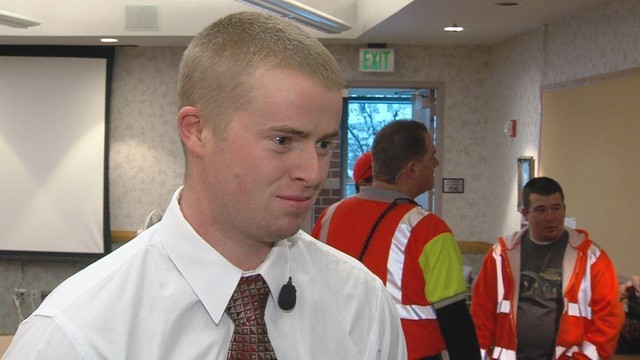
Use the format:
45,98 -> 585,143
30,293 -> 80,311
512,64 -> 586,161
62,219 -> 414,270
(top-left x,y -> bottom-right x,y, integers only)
0,46 -> 113,261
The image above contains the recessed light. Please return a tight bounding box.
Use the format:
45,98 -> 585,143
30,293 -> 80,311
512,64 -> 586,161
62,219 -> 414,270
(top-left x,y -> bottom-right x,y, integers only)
444,24 -> 464,32
100,38 -> 118,43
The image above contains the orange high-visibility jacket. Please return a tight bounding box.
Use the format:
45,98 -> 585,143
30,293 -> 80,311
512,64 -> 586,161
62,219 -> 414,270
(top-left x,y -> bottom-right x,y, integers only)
313,188 -> 468,359
471,227 -> 624,360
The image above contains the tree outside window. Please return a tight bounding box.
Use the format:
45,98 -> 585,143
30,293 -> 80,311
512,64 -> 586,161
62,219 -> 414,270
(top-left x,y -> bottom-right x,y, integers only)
344,100 -> 412,197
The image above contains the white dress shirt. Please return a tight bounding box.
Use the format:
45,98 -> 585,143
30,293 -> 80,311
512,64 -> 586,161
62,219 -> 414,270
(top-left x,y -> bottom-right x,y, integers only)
4,188 -> 406,360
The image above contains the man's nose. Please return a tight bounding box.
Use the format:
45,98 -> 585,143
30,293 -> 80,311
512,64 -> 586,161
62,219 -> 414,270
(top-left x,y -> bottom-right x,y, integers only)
291,148 -> 325,187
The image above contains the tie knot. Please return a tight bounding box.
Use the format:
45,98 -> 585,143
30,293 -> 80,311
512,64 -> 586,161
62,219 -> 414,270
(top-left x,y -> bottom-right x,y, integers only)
226,274 -> 271,326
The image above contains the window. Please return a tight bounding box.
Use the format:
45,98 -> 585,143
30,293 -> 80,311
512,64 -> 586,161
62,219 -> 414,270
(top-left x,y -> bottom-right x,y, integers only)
343,89 -> 413,197
340,86 -> 441,213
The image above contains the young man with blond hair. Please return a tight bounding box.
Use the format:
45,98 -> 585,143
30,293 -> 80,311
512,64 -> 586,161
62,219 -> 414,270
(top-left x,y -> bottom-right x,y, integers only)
5,12 -> 405,359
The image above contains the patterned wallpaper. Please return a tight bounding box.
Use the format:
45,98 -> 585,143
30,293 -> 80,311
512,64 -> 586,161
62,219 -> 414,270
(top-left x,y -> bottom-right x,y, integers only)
109,47 -> 186,231
544,0 -> 640,85
326,44 -> 494,242
1,0 -> 638,333
482,30 -> 544,239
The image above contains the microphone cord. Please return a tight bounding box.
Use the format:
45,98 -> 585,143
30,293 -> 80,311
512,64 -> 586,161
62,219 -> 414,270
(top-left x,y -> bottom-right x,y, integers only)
358,198 -> 418,262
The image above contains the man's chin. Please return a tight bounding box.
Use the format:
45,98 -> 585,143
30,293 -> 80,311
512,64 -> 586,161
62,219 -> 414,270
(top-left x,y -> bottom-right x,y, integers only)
542,230 -> 564,242
271,218 -> 306,240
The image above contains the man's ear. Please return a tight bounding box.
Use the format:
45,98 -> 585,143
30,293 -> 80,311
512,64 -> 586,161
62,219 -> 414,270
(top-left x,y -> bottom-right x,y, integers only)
404,160 -> 419,179
521,207 -> 529,221
178,106 -> 205,158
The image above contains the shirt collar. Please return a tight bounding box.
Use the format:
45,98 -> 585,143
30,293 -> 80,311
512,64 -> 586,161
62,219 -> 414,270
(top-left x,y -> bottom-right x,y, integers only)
159,187 -> 292,325
358,186 -> 410,202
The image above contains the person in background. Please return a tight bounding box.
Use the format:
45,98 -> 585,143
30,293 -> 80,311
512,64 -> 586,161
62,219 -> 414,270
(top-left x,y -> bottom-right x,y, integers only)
471,176 -> 624,360
353,151 -> 374,193
4,11 -> 406,360
313,120 -> 480,360
620,275 -> 640,302
617,275 -> 640,355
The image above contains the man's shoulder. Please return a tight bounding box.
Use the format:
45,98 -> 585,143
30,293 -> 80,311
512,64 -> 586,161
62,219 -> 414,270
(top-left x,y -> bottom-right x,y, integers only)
35,229 -> 168,318
290,231 -> 386,288
409,209 -> 454,237
288,232 -> 393,326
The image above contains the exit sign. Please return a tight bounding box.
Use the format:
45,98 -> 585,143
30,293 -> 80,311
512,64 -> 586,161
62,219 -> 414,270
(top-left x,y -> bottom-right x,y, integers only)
359,48 -> 395,72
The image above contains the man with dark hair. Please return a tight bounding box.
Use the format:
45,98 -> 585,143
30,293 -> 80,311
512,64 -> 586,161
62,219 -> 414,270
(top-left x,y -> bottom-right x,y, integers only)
471,176 -> 624,359
313,120 -> 480,360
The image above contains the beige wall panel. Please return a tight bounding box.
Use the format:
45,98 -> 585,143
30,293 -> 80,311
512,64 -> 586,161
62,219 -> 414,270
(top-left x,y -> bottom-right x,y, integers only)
540,70 -> 640,276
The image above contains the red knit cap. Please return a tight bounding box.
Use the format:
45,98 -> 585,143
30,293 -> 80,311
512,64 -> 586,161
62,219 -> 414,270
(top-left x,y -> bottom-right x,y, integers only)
353,152 -> 373,182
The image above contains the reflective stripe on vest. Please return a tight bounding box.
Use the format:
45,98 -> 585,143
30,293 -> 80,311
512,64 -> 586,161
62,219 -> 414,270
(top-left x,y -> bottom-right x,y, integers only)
317,202 -> 340,243
582,341 -> 599,359
497,300 -> 511,314
492,346 -> 516,360
386,206 -> 434,320
396,303 -> 437,320
492,245 -> 509,313
556,341 -> 600,360
565,244 -> 600,320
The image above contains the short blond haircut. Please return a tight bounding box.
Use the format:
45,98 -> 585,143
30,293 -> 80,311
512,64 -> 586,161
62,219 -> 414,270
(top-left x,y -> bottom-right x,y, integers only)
177,11 -> 343,135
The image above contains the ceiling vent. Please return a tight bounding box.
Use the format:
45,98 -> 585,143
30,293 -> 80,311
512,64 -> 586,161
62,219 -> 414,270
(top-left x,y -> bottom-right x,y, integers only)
125,5 -> 159,31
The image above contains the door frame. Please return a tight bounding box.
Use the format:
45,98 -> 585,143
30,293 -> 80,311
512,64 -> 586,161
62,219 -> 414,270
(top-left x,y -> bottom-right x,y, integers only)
344,80 -> 445,216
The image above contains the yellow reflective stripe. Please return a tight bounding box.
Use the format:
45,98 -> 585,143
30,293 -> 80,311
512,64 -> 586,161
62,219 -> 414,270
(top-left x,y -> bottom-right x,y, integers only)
396,303 -> 437,320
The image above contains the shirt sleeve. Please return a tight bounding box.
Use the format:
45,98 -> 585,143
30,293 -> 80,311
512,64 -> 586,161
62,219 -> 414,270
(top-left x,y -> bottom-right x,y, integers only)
3,316 -> 80,360
585,250 -> 625,358
419,231 -> 467,306
470,249 -> 500,356
366,283 -> 408,360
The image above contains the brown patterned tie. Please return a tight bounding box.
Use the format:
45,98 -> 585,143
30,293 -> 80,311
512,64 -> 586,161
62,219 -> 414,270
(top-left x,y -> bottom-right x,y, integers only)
226,274 -> 277,360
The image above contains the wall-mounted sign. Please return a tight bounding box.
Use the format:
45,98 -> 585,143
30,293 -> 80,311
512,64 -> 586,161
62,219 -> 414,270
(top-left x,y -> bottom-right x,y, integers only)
359,48 -> 394,72
443,178 -> 464,193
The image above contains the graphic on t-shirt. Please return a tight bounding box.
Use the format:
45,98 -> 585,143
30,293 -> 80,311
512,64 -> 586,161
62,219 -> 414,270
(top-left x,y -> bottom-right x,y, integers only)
520,269 -> 562,299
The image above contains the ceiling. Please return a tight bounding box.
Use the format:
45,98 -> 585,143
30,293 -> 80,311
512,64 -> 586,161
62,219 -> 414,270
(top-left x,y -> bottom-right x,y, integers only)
0,0 -> 611,47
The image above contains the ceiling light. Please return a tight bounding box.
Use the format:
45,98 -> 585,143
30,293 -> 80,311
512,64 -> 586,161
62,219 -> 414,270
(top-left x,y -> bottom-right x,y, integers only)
0,9 -> 41,28
444,24 -> 464,32
100,38 -> 119,43
236,0 -> 352,34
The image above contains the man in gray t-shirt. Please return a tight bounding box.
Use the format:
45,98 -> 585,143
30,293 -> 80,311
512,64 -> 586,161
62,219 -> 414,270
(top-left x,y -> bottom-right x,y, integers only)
471,177 -> 625,359
517,231 -> 567,359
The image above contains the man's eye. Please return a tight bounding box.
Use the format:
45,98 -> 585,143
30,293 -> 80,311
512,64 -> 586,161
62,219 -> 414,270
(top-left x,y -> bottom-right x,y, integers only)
317,140 -> 334,150
316,140 -> 334,154
272,136 -> 292,146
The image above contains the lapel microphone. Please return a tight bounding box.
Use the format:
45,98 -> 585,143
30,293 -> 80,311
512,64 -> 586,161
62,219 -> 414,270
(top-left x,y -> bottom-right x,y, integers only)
278,276 -> 296,311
